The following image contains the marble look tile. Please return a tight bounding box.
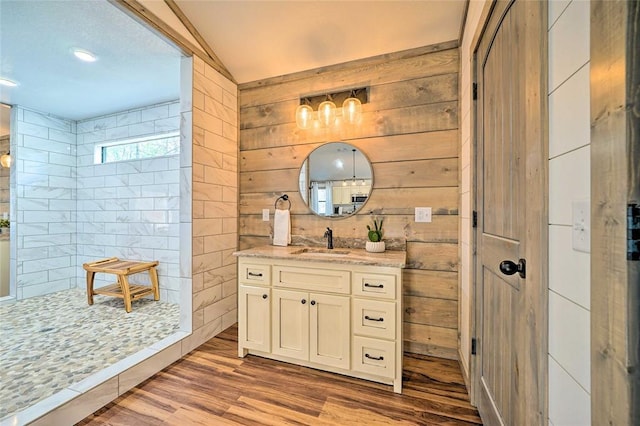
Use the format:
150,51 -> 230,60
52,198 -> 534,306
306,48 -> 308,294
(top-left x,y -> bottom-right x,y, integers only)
128,121 -> 155,137
31,377 -> 119,426
118,343 -> 182,394
116,110 -> 141,127
105,126 -> 129,141
141,104 -> 169,122
154,116 -> 180,133
23,110 -> 71,132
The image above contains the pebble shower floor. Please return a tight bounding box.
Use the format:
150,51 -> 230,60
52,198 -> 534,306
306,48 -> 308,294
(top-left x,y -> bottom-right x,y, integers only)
0,288 -> 180,419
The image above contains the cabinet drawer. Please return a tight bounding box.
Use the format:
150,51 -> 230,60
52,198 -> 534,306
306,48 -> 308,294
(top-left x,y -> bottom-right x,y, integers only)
352,299 -> 396,340
352,336 -> 396,379
273,265 -> 350,294
239,263 -> 271,285
352,272 -> 396,299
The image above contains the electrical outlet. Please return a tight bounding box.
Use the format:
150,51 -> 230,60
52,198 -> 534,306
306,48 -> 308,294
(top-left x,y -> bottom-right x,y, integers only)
415,207 -> 432,223
262,209 -> 270,221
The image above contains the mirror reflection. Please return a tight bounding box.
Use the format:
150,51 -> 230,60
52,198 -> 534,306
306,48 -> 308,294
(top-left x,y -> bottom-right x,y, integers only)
299,142 -> 373,217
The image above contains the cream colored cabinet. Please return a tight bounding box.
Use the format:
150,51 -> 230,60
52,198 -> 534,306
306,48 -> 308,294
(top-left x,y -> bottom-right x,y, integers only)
238,285 -> 271,353
272,288 -> 309,360
236,251 -> 404,393
332,186 -> 352,204
272,289 -> 350,369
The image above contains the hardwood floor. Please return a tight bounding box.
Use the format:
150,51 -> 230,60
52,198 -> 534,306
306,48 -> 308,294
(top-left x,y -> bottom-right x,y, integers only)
78,325 -> 482,425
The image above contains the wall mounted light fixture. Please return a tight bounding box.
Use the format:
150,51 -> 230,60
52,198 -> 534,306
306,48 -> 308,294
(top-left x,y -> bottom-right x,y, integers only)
295,87 -> 368,129
0,152 -> 12,168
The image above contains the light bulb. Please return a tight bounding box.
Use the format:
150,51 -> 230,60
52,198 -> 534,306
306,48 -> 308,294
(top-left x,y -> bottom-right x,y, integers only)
342,96 -> 362,124
317,100 -> 336,127
0,153 -> 12,168
295,104 -> 314,129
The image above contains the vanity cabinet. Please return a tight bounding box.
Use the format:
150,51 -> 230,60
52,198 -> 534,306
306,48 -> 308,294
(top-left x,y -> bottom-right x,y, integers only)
272,289 -> 350,369
235,248 -> 405,393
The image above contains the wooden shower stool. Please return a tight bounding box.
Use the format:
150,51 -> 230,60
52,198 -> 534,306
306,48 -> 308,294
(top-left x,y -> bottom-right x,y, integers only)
83,257 -> 160,313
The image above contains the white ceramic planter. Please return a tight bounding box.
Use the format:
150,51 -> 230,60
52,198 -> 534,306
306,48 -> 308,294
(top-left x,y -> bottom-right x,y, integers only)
365,241 -> 386,253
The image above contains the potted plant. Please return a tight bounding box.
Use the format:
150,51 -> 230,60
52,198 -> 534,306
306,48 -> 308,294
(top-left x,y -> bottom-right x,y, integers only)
366,216 -> 385,253
0,218 -> 9,234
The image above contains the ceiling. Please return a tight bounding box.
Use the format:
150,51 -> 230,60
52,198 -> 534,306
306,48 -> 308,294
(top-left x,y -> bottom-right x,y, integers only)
174,0 -> 467,85
0,0 -> 466,137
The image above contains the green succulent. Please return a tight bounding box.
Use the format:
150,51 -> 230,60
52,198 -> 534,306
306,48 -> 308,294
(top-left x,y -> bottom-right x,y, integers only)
366,217 -> 383,242
0,219 -> 9,228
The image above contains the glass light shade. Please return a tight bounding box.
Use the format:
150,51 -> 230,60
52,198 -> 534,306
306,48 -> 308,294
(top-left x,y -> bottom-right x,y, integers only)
317,100 -> 337,127
295,104 -> 314,129
0,153 -> 12,168
342,97 -> 362,124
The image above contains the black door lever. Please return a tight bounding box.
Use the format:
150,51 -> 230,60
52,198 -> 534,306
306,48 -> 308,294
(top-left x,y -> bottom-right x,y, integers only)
499,258 -> 526,279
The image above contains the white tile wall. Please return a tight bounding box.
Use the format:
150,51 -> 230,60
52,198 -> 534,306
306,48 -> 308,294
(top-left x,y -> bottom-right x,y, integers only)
548,1 -> 591,424
14,107 -> 77,298
13,101 -> 182,303
75,101 -> 181,303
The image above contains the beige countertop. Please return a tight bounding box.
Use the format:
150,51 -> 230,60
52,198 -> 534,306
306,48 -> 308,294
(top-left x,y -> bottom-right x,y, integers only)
234,245 -> 406,268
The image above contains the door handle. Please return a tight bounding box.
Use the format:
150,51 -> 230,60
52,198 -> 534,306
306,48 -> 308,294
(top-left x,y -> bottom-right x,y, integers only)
499,259 -> 526,279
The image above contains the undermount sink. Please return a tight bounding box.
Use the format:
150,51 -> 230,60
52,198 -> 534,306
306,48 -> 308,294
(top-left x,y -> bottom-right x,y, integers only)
293,248 -> 351,257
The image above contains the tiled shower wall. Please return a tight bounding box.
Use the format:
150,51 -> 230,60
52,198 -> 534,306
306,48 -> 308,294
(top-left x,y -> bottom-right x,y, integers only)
12,101 -> 181,301
0,135 -> 9,214
76,101 -> 181,303
13,107 -> 77,299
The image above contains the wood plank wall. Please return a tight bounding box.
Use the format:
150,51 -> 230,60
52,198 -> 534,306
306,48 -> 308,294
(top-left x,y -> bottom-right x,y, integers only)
238,41 -> 460,359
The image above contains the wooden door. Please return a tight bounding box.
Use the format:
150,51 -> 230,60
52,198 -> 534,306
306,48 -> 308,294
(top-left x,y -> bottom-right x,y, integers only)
238,285 -> 270,354
474,1 -> 547,424
309,293 -> 350,369
272,288 -> 309,360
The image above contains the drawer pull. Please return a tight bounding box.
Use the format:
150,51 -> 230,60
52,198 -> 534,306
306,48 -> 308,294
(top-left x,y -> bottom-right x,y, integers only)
262,294 -> 268,299
310,300 -> 316,306
248,272 -> 263,277
364,283 -> 384,289
365,353 -> 384,361
301,299 -> 307,304
364,315 -> 384,322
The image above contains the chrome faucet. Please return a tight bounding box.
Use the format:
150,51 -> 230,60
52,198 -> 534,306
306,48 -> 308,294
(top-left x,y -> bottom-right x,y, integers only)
324,227 -> 333,249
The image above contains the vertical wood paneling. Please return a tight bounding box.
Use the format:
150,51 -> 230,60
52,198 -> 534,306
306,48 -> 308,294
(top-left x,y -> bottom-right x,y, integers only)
239,44 -> 460,359
591,1 -> 640,424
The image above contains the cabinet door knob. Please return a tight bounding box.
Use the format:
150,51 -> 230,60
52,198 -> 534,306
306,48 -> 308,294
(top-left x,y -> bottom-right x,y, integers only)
262,294 -> 268,299
301,299 -> 306,304
310,300 -> 316,305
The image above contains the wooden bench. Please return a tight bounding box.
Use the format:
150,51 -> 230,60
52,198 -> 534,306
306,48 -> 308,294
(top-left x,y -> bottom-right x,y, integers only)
83,257 -> 160,313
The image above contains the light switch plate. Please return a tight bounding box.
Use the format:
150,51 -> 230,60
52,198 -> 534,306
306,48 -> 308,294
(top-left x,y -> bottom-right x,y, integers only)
572,200 -> 590,253
262,209 -> 270,221
415,207 -> 432,223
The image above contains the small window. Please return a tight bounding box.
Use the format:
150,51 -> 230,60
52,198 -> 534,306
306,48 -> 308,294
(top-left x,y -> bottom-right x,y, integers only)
95,131 -> 180,164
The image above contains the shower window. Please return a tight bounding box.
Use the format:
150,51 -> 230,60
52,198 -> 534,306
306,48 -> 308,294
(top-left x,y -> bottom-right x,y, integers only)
95,131 -> 180,164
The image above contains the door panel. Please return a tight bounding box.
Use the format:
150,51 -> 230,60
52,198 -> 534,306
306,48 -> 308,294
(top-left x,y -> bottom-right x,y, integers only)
272,288 -> 309,360
474,0 -> 547,424
310,293 -> 350,369
238,285 -> 271,352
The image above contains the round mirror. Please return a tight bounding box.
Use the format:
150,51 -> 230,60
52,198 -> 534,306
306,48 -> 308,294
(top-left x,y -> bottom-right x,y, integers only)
299,142 -> 373,217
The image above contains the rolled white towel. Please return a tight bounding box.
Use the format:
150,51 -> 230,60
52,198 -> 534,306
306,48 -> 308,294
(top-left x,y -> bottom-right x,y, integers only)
273,209 -> 291,246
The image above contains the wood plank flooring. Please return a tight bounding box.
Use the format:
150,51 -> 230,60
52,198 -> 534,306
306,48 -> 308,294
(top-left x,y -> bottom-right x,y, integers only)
78,325 -> 482,425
